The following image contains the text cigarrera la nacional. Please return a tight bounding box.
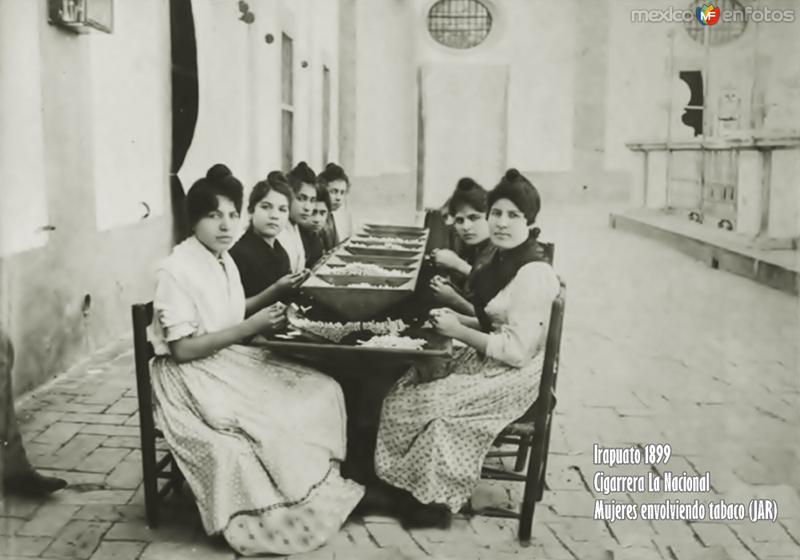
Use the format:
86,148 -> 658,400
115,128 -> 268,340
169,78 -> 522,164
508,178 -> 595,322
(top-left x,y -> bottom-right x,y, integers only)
593,470 -> 711,495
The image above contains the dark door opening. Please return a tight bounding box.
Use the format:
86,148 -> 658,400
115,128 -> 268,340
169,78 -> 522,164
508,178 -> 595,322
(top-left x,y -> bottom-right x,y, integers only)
170,0 -> 199,243
679,70 -> 703,137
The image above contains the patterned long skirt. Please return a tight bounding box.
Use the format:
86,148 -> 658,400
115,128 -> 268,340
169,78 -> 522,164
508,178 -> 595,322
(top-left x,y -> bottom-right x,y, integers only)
151,345 -> 363,556
375,346 -> 543,513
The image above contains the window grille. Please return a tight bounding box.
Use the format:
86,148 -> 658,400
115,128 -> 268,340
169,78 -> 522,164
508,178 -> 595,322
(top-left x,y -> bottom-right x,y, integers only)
427,0 -> 492,49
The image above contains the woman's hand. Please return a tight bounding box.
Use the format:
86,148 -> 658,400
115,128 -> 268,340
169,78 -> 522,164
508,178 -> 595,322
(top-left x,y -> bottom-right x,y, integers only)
430,276 -> 460,306
429,308 -> 462,338
249,302 -> 288,334
431,249 -> 470,275
427,308 -> 489,355
274,270 -> 308,293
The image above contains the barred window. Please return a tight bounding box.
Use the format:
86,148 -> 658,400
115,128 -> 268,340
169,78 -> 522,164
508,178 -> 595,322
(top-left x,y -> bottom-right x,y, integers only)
427,0 -> 492,50
685,0 -> 747,46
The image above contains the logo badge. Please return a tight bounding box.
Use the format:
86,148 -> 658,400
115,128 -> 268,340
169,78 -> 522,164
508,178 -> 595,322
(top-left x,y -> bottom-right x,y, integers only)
696,3 -> 721,25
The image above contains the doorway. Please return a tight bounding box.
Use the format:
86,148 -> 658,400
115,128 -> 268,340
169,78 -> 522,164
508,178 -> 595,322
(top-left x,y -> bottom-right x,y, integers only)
417,63 -> 509,210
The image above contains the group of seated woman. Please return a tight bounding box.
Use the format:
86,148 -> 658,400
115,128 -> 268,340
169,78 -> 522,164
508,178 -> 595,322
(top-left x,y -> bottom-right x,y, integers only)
229,161 -> 352,296
149,163 -> 559,556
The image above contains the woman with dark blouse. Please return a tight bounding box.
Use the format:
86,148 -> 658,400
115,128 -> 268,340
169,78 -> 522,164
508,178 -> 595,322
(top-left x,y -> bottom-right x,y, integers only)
230,171 -> 307,306
300,187 -> 333,266
375,170 -> 560,529
429,178 -> 495,315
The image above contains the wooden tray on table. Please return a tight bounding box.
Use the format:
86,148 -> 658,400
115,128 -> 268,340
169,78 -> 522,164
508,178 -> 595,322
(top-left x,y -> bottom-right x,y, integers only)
362,223 -> 426,236
300,229 -> 430,320
342,245 -> 422,259
333,253 -> 419,266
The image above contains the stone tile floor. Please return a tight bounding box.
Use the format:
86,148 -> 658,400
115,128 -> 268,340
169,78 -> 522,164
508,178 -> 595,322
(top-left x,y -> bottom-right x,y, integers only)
2,203 -> 798,559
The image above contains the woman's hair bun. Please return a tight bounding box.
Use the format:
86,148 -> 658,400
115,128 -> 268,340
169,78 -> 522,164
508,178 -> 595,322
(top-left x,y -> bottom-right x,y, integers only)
504,168 -> 522,181
207,163 -> 232,180
456,177 -> 479,192
266,170 -> 288,186
318,162 -> 349,186
288,161 -> 317,185
530,226 -> 541,240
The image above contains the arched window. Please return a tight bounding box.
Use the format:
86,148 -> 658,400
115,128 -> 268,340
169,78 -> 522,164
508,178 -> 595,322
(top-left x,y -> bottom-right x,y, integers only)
427,0 -> 492,50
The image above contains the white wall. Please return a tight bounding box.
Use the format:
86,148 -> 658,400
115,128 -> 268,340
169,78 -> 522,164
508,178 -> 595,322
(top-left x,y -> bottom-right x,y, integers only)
354,0 -> 419,178
0,0 -> 174,393
413,0 -> 577,206
1,0 -> 171,247
179,0 -> 341,192
605,0 -> 673,172
413,0 -> 575,174
90,0 -> 170,231
349,0 -> 580,210
605,0 -> 800,174
0,0 -> 50,256
290,0 -> 340,171
178,1 -> 254,189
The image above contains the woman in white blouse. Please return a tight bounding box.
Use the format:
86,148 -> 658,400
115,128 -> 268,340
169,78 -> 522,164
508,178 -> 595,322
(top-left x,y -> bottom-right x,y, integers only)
373,169 -> 560,529
151,168 -> 362,556
277,162 -> 317,273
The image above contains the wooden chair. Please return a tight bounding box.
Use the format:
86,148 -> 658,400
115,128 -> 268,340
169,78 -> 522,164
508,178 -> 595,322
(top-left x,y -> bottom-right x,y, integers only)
131,302 -> 184,528
477,280 -> 566,544
423,208 -> 462,254
507,241 -> 553,468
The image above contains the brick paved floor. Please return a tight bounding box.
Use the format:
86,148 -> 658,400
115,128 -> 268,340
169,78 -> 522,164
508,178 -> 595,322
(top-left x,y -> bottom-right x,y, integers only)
2,203 -> 798,560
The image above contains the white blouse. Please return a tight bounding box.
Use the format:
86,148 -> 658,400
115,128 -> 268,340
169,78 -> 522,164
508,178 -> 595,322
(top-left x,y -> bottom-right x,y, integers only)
276,222 -> 307,273
151,236 -> 246,356
483,262 -> 560,368
332,205 -> 353,241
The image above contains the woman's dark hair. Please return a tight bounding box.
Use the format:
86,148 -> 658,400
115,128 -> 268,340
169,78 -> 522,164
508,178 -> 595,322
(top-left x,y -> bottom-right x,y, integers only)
487,168 -> 541,226
247,171 -> 293,214
206,163 -> 232,181
317,162 -> 350,188
447,177 -> 487,216
315,185 -> 332,212
186,170 -> 244,228
287,161 -> 317,193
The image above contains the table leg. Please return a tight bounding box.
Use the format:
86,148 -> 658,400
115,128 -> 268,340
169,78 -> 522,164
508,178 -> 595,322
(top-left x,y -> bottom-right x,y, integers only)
338,370 -> 400,485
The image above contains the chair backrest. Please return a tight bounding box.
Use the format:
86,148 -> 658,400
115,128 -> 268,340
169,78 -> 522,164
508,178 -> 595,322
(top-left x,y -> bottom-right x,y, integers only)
131,303 -> 157,437
539,242 -> 555,266
423,208 -> 460,253
518,280 -> 566,424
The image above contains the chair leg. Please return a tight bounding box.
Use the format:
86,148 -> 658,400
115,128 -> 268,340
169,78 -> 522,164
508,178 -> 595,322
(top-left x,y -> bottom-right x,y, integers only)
518,490 -> 537,544
141,443 -> 160,528
518,430 -> 548,542
514,441 -> 530,472
518,462 -> 542,543
536,424 -> 554,501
